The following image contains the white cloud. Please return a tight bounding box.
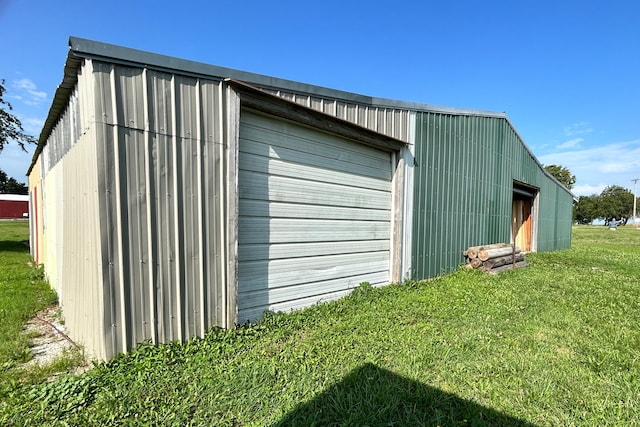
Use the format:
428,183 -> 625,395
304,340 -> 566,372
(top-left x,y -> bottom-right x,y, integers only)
564,122 -> 593,137
600,162 -> 633,173
13,79 -> 37,91
11,78 -> 47,106
572,184 -> 606,196
20,116 -> 44,135
556,138 -> 583,149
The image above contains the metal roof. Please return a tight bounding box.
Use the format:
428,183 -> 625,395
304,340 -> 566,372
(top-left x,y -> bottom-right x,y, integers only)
29,37 -> 508,163
67,37 -> 507,118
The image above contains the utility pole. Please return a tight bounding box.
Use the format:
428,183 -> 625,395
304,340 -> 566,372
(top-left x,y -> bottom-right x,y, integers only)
632,178 -> 639,229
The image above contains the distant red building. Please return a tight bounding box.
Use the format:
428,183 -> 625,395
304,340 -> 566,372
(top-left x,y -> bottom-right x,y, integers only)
0,194 -> 29,219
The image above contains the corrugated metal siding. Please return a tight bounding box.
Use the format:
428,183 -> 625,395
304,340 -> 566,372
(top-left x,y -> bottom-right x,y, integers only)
30,60 -> 107,359
41,74 -> 87,178
43,166 -> 60,296
237,110 -> 392,322
412,112 -> 572,279
261,88 -> 412,143
536,180 -> 573,251
399,115 -> 417,281
55,125 -> 106,358
90,60 -> 230,357
33,58 -> 233,359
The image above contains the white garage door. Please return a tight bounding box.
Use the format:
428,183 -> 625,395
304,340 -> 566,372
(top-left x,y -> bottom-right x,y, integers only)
237,110 -> 393,322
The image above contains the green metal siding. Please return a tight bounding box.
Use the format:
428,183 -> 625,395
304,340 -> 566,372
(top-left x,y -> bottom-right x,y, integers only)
412,112 -> 572,280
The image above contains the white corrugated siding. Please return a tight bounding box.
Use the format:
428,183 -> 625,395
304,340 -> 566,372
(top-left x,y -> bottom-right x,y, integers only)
261,88 -> 412,143
34,61 -> 106,358
90,61 -> 232,357
34,58 -> 234,359
58,125 -> 106,358
237,110 -> 392,322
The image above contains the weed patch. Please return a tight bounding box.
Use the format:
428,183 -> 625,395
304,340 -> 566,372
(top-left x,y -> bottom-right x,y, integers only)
0,221 -> 84,402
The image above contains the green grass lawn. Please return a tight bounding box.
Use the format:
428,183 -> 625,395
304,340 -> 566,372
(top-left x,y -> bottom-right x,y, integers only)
0,221 -> 57,368
1,224 -> 639,426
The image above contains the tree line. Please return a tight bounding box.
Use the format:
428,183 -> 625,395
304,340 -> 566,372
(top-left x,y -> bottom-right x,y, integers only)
574,186 -> 635,226
543,164 -> 636,226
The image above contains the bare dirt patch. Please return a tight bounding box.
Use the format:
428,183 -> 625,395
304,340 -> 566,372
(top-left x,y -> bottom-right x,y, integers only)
21,305 -> 90,374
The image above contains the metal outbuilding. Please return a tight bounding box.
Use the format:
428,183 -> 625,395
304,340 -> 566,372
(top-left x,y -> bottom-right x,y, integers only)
0,194 -> 29,219
28,37 -> 573,359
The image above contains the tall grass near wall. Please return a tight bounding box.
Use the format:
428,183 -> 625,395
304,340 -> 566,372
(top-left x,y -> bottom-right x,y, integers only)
0,221 -> 57,369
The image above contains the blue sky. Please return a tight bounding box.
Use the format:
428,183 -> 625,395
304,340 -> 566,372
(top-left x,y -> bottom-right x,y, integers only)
1,0 -> 638,196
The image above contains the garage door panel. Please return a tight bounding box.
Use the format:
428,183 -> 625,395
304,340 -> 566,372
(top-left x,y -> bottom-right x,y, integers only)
240,137 -> 391,181
238,240 -> 390,261
241,114 -> 391,170
238,270 -> 389,315
239,151 -> 390,190
238,200 -> 390,221
239,171 -> 391,209
238,218 -> 391,244
238,251 -> 389,292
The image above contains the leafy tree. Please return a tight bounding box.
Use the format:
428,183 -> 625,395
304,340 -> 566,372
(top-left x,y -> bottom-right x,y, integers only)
599,185 -> 634,225
544,164 -> 576,190
0,169 -> 28,194
1,79 -> 36,153
573,194 -> 600,224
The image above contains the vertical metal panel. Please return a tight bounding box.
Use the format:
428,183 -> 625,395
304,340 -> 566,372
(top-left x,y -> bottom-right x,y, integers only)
118,126 -> 153,347
322,98 -> 336,116
170,74 -> 184,343
400,112 -> 417,281
201,80 -> 226,328
115,67 -> 145,130
225,85 -> 240,328
152,130 -> 180,343
175,75 -> 201,339
58,124 -> 104,358
95,117 -> 124,355
43,167 -> 59,296
310,96 -> 323,111
141,68 -> 157,344
412,112 -> 573,280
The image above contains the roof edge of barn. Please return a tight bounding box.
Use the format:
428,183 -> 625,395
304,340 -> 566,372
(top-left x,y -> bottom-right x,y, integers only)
27,36 -> 575,197
65,37 -> 507,117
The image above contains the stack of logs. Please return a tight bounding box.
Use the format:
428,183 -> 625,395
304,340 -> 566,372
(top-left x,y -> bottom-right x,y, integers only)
464,243 -> 528,274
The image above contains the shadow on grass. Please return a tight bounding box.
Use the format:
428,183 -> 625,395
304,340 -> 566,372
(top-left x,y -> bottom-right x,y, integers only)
0,240 -> 30,253
273,363 -> 535,427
